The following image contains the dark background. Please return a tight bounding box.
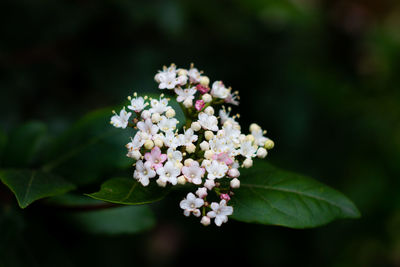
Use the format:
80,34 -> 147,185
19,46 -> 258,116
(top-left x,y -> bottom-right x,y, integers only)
1,0 -> 400,266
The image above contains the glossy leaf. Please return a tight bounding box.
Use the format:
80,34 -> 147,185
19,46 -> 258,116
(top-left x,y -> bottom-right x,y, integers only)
2,122 -> 48,168
0,169 -> 76,208
43,108 -> 135,185
86,177 -> 169,205
231,161 -> 361,228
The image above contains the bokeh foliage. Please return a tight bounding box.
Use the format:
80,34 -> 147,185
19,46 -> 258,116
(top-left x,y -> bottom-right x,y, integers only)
1,0 -> 400,266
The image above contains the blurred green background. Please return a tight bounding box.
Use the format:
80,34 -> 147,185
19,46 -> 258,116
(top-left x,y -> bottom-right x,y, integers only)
1,0 -> 400,266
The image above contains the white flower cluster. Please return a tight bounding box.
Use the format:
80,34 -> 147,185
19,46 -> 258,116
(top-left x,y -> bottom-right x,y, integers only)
110,64 -> 274,226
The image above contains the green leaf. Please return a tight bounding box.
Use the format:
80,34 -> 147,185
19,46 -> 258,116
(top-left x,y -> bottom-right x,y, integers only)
0,169 -> 76,208
67,205 -> 156,235
43,108 -> 135,185
86,177 -> 169,205
2,122 -> 48,168
0,129 -> 7,166
231,161 -> 361,228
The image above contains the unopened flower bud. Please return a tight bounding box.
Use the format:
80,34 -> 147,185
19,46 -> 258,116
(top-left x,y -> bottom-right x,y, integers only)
230,178 -> 240,188
144,140 -> 154,150
204,106 -> 214,115
204,179 -> 215,190
200,141 -> 210,151
154,138 -> 164,148
186,143 -> 196,154
177,69 -> 187,76
200,76 -> 210,86
128,150 -> 142,160
183,98 -> 193,108
165,108 -> 176,118
141,110 -> 151,119
204,150 -> 214,160
264,139 -> 274,150
246,134 -> 255,143
250,123 -> 261,132
184,158 -> 194,166
177,175 -> 186,185
156,178 -> 167,187
228,168 -> 240,178
243,158 -> 253,168
257,147 -> 268,158
205,131 -> 214,141
220,193 -> 231,201
202,93 -> 212,103
151,113 -> 161,123
200,216 -> 211,226
191,122 -> 201,131
196,187 -> 208,198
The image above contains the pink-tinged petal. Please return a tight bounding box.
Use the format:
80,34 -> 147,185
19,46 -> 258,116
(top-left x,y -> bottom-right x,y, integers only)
153,163 -> 163,170
144,152 -> 151,161
151,146 -> 161,157
196,84 -> 210,94
220,194 -> 231,201
182,166 -> 189,176
195,100 -> 205,111
159,154 -> 167,163
192,177 -> 202,185
199,167 -> 205,176
207,211 -> 217,218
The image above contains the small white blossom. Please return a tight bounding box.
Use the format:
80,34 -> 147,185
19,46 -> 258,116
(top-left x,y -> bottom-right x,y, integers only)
175,88 -> 197,103
134,160 -> 156,186
127,97 -> 147,112
207,200 -> 233,226
110,108 -> 131,129
239,141 -> 257,158
158,116 -> 178,132
180,193 -> 204,217
206,160 -> 229,180
178,128 -> 198,146
163,130 -> 180,149
137,119 -> 159,139
196,187 -> 208,198
188,67 -> 201,83
204,179 -> 215,190
182,161 -> 205,185
167,148 -> 183,167
149,98 -> 170,114
157,161 -> 181,185
198,113 -> 219,131
211,81 -> 230,99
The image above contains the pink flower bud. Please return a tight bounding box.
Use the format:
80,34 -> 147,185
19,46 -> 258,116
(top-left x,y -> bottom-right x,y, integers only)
220,193 -> 231,201
228,168 -> 240,178
195,100 -> 205,111
196,84 -> 210,94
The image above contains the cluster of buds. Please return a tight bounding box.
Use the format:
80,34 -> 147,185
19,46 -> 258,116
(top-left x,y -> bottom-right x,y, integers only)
110,64 -> 274,226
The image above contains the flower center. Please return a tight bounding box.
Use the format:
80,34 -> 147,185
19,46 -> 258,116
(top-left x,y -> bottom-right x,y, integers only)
144,171 -> 148,175
190,203 -> 195,208
190,174 -> 195,178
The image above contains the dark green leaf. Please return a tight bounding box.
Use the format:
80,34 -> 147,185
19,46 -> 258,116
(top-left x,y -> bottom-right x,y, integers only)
43,108 -> 135,185
0,129 -> 7,166
86,177 -> 169,205
3,122 -> 48,168
231,160 -> 360,228
67,205 -> 155,235
0,169 -> 76,208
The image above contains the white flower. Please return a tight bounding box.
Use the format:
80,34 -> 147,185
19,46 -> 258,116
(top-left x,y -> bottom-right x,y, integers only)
198,113 -> 219,131
180,193 -> 204,217
149,98 -> 170,114
158,116 -> 178,132
204,179 -> 215,190
134,160 -> 156,186
200,216 -> 211,226
211,81 -> 230,99
206,160 -> 229,180
155,65 -> 179,89
178,128 -> 198,147
137,119 -> 159,139
196,187 -> 208,198
188,67 -> 201,83
182,161 -> 205,185
126,134 -> 145,151
239,141 -> 257,158
175,88 -> 197,103
252,128 -> 268,147
163,130 -> 180,149
157,161 -> 181,185
127,97 -> 147,112
167,148 -> 183,167
207,200 -> 233,226
110,108 -> 131,129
